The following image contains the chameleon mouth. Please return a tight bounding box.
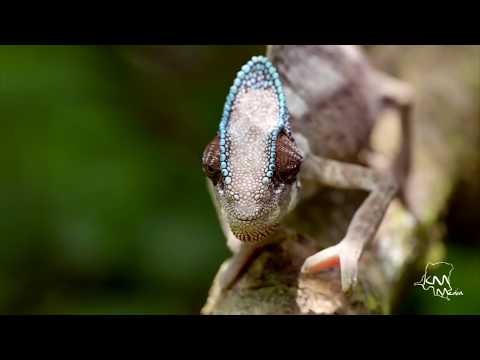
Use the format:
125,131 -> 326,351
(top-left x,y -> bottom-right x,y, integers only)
231,222 -> 278,243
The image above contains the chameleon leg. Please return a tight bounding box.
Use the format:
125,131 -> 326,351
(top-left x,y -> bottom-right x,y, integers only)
375,71 -> 414,207
300,154 -> 398,291
217,242 -> 261,291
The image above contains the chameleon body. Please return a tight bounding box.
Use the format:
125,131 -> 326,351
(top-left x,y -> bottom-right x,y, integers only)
202,46 -> 413,292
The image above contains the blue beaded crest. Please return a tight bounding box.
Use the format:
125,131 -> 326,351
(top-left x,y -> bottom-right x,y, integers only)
219,55 -> 290,186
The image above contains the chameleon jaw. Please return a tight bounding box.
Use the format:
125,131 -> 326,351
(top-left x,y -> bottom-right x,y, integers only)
230,221 -> 278,244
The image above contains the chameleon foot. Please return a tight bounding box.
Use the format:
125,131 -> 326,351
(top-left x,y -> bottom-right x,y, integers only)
301,239 -> 362,292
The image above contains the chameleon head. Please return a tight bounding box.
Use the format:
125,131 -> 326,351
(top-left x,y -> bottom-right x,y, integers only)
202,56 -> 303,243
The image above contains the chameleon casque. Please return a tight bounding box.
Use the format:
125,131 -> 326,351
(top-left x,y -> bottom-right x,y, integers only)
202,45 -> 413,293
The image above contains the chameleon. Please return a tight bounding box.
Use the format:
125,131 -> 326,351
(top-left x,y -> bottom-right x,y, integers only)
202,45 -> 413,293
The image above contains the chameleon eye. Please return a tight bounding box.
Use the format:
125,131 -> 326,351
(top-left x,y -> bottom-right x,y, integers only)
275,133 -> 303,184
202,134 -> 222,185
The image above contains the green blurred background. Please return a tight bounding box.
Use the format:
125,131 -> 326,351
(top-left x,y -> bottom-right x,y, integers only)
0,45 -> 478,314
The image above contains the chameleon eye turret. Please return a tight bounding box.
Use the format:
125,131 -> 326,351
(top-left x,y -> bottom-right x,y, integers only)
202,134 -> 221,185
274,133 -> 303,185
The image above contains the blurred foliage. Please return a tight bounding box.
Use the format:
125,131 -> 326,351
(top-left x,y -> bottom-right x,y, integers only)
0,45 -> 478,314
